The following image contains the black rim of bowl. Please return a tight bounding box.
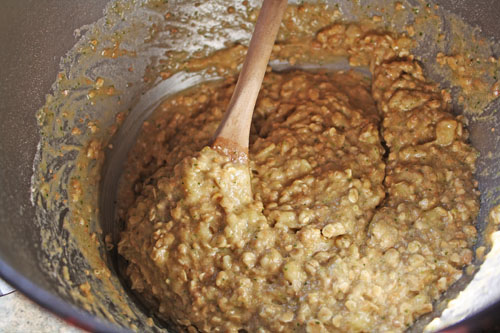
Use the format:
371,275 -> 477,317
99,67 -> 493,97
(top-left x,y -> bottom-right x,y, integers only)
0,258 -> 127,333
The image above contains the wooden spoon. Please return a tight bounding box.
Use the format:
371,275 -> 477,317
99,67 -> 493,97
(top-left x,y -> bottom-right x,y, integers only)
212,0 -> 288,163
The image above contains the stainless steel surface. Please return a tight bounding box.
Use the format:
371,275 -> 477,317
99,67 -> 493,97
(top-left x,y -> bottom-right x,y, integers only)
0,0 -> 108,289
438,0 -> 500,40
0,1 -> 123,332
1,1 -> 500,332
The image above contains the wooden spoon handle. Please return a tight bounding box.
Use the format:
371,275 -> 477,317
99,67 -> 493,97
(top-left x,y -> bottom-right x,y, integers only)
213,0 -> 288,162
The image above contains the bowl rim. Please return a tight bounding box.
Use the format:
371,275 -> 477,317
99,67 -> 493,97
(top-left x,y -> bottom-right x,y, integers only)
3,253 -> 500,332
0,258 -> 127,333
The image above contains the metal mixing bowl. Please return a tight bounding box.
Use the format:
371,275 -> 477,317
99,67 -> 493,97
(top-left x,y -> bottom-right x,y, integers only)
1,1 -> 500,332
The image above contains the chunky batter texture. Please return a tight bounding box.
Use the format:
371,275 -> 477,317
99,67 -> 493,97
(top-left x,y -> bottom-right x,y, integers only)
118,23 -> 479,333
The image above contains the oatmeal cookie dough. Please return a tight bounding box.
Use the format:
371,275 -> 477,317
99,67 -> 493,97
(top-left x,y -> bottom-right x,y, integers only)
118,24 -> 479,333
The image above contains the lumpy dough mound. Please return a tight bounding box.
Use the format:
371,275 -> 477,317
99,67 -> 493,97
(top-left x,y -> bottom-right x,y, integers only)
118,24 -> 479,333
